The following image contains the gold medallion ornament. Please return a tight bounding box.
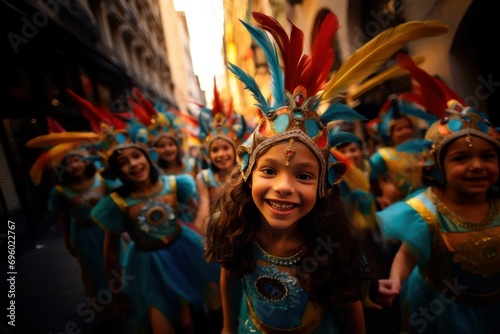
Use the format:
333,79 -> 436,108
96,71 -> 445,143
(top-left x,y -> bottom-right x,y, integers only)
452,231 -> 500,278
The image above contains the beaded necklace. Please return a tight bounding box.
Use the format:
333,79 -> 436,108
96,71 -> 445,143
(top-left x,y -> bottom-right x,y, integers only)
254,240 -> 306,266
432,194 -> 500,231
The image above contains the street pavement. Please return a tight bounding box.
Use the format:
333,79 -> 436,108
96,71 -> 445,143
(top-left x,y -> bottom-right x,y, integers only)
2,216 -> 132,334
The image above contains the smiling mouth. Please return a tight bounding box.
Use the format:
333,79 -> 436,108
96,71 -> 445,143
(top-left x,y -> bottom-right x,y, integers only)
267,200 -> 296,211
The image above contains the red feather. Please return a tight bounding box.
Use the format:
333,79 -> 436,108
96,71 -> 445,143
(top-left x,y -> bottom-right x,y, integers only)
433,77 -> 465,106
132,87 -> 157,117
302,12 -> 338,95
129,98 -> 152,126
396,53 -> 446,118
46,116 -> 65,133
66,88 -> 127,131
252,12 -> 305,93
211,78 -> 223,116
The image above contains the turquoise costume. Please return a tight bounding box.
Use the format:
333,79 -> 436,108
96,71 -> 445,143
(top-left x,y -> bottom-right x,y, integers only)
237,242 -> 341,333
199,168 -> 224,199
158,162 -> 199,224
91,174 -> 220,332
377,188 -> 500,333
48,174 -> 121,293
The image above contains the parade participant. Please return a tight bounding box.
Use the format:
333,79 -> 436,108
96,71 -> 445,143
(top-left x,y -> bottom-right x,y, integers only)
203,9 -> 447,332
376,102 -> 500,333
26,129 -> 121,322
147,110 -> 200,224
367,94 -> 430,208
193,80 -> 247,236
90,124 -> 220,334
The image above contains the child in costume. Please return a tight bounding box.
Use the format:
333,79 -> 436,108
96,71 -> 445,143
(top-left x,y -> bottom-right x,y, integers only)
203,10 -> 448,333
376,101 -> 500,333
26,128 -> 121,322
148,111 -> 200,225
193,81 -> 247,236
90,124 -> 220,334
330,129 -> 378,237
150,109 -> 200,179
367,94 -> 428,208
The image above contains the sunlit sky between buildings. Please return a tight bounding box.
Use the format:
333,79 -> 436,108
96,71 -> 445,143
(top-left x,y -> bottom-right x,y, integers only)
173,0 -> 226,107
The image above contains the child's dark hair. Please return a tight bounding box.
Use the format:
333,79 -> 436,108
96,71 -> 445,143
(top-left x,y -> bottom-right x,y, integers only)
205,167 -> 365,309
107,147 -> 160,197
60,157 -> 97,185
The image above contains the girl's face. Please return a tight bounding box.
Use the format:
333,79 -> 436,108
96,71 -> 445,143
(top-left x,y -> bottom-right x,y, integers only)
155,137 -> 178,162
337,142 -> 363,169
391,117 -> 414,145
209,138 -> 235,172
442,135 -> 499,197
115,148 -> 151,183
64,154 -> 87,177
249,140 -> 319,230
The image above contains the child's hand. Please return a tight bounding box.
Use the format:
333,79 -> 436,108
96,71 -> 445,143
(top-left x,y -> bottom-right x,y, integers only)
379,181 -> 401,201
374,279 -> 401,307
376,196 -> 393,209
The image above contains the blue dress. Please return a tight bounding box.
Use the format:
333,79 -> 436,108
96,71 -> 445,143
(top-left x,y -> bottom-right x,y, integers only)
48,174 -> 121,293
159,165 -> 198,224
377,188 -> 500,333
91,174 -> 220,333
237,242 -> 342,333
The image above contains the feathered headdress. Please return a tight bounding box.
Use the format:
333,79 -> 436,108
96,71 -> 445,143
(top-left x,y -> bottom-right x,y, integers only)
25,119 -> 100,185
230,12 -> 447,197
198,78 -> 247,155
393,55 -> 499,170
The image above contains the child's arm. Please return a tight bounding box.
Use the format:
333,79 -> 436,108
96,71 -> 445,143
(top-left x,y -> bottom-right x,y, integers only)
377,242 -> 416,306
193,173 -> 210,236
334,300 -> 366,334
220,267 -> 242,334
59,212 -> 78,257
103,230 -> 128,313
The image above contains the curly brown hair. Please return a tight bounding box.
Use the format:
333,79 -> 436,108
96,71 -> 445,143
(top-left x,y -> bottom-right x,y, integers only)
204,166 -> 365,309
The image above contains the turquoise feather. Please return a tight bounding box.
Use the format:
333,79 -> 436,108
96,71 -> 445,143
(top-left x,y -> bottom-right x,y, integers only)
227,62 -> 270,114
320,102 -> 367,123
240,19 -> 285,109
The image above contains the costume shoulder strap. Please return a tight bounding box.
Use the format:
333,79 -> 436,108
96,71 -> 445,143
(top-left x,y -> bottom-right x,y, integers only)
406,196 -> 440,242
169,175 -> 177,194
109,192 -> 128,212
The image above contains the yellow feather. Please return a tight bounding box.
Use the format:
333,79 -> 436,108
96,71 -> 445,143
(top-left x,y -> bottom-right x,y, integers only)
321,21 -> 449,102
26,132 -> 100,148
29,143 -> 75,185
346,55 -> 426,104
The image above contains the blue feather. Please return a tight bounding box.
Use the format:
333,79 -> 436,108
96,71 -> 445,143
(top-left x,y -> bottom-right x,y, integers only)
320,102 -> 367,123
227,62 -> 270,114
399,101 -> 438,126
328,130 -> 362,148
240,19 -> 285,109
395,138 -> 433,153
198,108 -> 213,140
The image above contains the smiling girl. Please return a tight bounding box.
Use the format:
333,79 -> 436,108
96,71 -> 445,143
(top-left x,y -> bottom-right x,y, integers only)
204,12 -> 374,334
91,131 -> 220,334
376,103 -> 500,333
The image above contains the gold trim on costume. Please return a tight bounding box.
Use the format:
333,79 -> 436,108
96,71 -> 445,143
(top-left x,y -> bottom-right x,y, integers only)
245,297 -> 323,333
